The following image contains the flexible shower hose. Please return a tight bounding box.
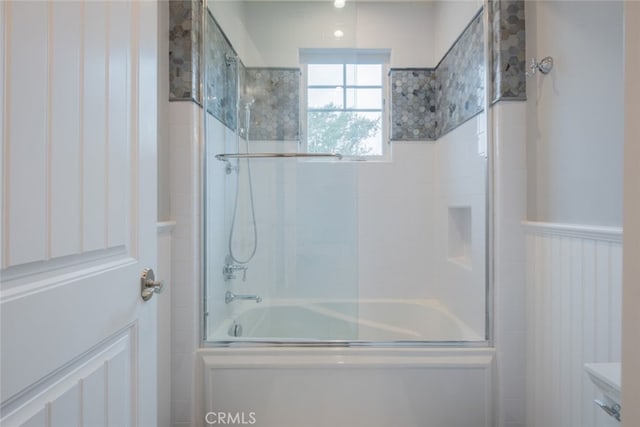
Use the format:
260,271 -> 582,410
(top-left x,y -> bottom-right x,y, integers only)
228,100 -> 258,264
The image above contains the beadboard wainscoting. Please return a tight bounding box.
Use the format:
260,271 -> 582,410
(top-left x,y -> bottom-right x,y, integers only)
524,222 -> 622,427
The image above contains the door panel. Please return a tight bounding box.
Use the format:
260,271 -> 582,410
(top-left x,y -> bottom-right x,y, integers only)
1,331 -> 133,427
1,1 -> 158,425
50,1 -> 82,259
4,0 -> 48,267
83,0 -> 109,253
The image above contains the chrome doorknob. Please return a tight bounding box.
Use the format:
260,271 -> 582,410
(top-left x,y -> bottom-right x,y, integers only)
141,268 -> 164,301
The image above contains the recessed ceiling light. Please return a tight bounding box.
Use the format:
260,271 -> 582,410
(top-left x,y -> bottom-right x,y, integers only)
333,29 -> 344,39
334,0 -> 346,8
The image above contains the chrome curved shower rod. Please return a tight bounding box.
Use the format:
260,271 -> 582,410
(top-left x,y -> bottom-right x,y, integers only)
215,152 -> 343,161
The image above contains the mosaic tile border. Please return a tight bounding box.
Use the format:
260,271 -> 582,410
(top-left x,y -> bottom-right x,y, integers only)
244,68 -> 301,141
491,0 -> 526,102
390,69 -> 437,140
391,9 -> 484,141
173,2 -> 524,140
205,12 -> 238,130
436,10 -> 485,137
202,12 -> 301,139
169,0 -> 202,103
391,2 -> 526,140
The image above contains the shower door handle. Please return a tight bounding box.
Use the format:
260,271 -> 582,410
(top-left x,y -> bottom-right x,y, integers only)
141,268 -> 164,301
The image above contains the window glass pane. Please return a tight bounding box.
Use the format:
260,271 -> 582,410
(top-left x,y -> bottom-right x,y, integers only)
307,111 -> 382,156
346,88 -> 383,109
308,88 -> 344,109
346,64 -> 382,86
307,64 -> 343,86
356,112 -> 383,155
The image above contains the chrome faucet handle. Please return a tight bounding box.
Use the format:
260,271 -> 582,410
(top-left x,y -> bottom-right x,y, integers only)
223,263 -> 245,281
222,265 -> 235,281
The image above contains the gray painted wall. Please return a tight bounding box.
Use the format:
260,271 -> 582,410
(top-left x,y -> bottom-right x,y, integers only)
526,1 -> 623,227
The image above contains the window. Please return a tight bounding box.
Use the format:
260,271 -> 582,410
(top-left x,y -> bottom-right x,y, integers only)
301,49 -> 389,158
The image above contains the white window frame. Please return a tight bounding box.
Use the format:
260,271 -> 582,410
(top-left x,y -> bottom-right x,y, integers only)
299,49 -> 391,161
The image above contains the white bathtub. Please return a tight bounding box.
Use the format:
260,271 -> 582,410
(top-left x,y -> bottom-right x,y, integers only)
198,300 -> 493,427
197,346 -> 495,427
209,298 -> 482,342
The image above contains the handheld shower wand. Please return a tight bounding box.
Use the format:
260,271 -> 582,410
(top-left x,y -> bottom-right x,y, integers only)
227,54 -> 258,266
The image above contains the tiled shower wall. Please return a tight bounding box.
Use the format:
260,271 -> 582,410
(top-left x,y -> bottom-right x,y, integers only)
167,2 -> 527,426
170,0 -> 525,141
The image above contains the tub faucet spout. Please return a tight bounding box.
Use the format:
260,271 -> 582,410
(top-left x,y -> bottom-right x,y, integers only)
225,291 -> 262,304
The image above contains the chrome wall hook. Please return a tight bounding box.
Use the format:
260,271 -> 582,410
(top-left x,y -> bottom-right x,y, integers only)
526,56 -> 554,77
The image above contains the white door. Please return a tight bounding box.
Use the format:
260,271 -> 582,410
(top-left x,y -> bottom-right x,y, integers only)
0,1 -> 159,426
